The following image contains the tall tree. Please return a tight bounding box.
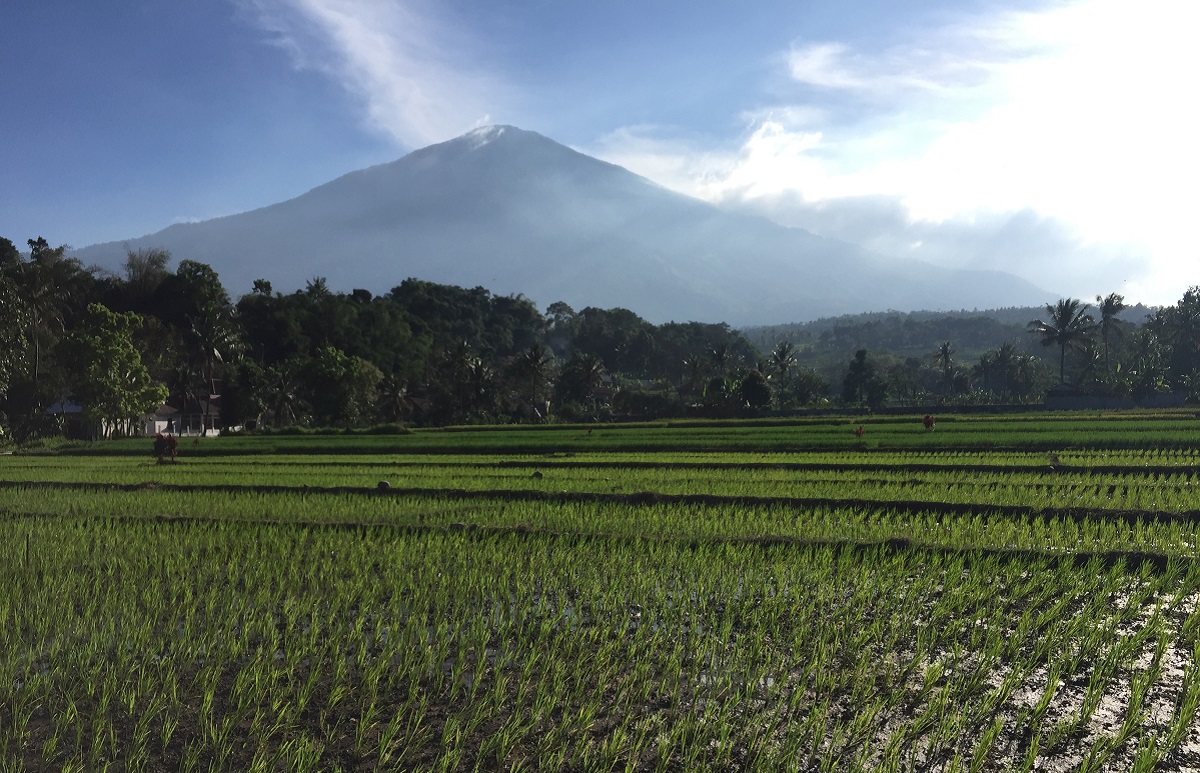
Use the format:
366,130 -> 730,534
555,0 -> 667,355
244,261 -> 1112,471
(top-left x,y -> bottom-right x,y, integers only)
545,301 -> 580,358
1095,292 -> 1128,381
769,340 -> 796,380
122,247 -> 172,307
842,349 -> 888,408
780,368 -> 829,408
11,238 -> 92,401
932,340 -> 954,392
0,237 -> 20,271
376,372 -> 413,424
738,369 -> 773,411
709,342 -> 732,378
1147,287 -> 1200,393
64,304 -> 167,438
555,352 -> 604,413
170,261 -> 239,427
1027,299 -> 1097,385
573,307 -> 655,376
0,275 -> 28,403
510,343 -> 554,420
264,357 -> 307,427
304,346 -> 382,426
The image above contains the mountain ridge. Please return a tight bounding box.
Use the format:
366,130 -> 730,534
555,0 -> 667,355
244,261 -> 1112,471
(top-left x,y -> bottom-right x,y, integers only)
74,125 -> 1051,325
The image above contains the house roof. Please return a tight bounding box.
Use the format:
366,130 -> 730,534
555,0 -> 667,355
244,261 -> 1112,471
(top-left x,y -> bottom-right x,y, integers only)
141,404 -> 180,419
45,397 -> 82,415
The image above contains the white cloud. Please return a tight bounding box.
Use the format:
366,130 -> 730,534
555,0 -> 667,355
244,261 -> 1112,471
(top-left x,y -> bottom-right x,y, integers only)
237,0 -> 509,147
786,40 -> 984,97
585,126 -> 738,195
592,0 -> 1200,306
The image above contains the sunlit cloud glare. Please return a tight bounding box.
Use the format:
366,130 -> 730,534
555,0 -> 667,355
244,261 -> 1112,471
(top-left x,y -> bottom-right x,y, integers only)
592,0 -> 1200,305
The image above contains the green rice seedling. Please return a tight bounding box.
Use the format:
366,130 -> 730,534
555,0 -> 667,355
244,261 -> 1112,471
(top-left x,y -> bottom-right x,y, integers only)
279,734 -> 325,772
1031,662 -> 1063,724
1018,731 -> 1040,773
1114,667 -> 1155,752
876,726 -> 906,773
968,716 -> 1004,773
1078,736 -> 1114,773
1130,732 -> 1164,772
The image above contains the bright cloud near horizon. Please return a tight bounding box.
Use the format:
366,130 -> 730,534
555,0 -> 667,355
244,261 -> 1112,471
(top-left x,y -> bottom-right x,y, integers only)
2,0 -> 1197,308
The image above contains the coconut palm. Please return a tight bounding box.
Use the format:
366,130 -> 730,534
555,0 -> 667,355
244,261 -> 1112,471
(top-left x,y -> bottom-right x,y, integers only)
709,342 -> 732,378
265,358 -> 306,428
932,341 -> 954,391
680,355 -> 706,401
558,352 -> 603,402
1095,292 -> 1127,379
512,343 -> 554,419
1028,299 -> 1097,384
770,341 -> 796,380
377,372 -> 413,423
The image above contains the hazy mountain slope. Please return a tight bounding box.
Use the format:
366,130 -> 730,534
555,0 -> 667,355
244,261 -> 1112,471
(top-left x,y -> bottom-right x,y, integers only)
75,125 -> 1051,325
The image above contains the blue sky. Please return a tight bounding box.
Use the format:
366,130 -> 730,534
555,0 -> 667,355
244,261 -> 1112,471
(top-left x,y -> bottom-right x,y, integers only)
3,0 -> 1196,307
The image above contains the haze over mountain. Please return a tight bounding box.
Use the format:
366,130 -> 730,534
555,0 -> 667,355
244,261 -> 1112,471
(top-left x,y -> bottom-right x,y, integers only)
75,126 -> 1051,325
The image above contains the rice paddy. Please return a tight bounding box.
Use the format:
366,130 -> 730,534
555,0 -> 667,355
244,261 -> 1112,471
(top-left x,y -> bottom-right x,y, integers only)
5,411 -> 1200,770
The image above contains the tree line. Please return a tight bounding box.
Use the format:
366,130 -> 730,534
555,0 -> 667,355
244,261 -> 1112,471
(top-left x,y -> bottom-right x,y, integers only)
818,293 -> 1200,409
0,238 -> 805,438
2,235 -> 1198,439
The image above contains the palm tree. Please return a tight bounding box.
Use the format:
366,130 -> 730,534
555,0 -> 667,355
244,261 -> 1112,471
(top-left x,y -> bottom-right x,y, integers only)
1095,292 -> 1127,380
265,358 -> 305,428
187,299 -> 241,433
513,344 -> 553,419
377,372 -> 413,423
1028,299 -> 1097,385
709,342 -> 732,379
680,355 -> 706,401
466,359 -> 496,416
770,341 -> 796,380
556,352 -> 604,410
933,341 -> 954,391
973,351 -> 997,395
994,342 -> 1019,398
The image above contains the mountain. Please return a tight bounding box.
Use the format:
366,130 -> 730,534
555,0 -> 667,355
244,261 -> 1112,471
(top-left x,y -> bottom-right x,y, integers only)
73,125 -> 1051,325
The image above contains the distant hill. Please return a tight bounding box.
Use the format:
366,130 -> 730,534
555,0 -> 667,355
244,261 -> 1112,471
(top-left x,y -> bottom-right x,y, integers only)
742,303 -> 1156,361
74,125 -> 1052,326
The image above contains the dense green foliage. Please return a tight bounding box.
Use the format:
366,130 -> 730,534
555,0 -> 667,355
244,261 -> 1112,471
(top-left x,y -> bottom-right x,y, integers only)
0,240 -> 773,437
63,304 -> 168,436
744,301 -> 1174,406
1,234 -> 1198,440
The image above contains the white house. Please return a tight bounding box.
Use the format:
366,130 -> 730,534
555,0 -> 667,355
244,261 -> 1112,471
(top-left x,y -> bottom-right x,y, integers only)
139,404 -> 180,437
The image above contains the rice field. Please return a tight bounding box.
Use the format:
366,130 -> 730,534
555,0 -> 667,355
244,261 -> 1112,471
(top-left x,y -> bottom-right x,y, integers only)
6,411 -> 1200,771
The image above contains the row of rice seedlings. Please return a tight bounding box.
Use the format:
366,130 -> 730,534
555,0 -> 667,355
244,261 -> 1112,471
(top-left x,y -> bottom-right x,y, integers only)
15,444 -> 1200,488
10,452 -> 1200,514
394,466 -> 1200,513
42,413 -> 1200,457
7,518 -> 1200,769
6,481 -> 1200,559
1,463 -> 1194,518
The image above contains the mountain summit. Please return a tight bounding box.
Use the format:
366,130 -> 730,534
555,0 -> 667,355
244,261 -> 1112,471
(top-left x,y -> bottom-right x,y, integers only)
75,125 -> 1049,324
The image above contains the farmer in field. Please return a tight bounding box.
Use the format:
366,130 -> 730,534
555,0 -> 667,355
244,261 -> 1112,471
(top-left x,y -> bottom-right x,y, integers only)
153,432 -> 178,464
923,414 -> 936,431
